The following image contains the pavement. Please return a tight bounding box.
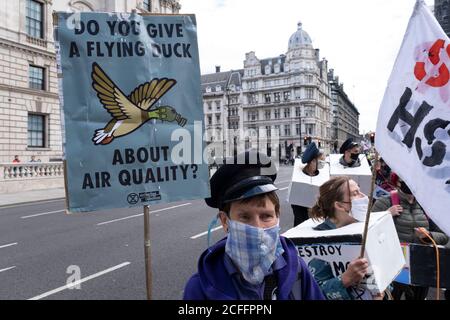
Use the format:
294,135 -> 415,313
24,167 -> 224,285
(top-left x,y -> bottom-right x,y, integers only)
0,188 -> 66,208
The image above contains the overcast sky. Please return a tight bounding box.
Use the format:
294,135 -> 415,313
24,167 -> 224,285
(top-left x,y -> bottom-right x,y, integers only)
182,0 -> 434,134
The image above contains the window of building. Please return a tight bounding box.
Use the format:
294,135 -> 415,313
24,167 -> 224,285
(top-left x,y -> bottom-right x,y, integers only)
274,64 -> 280,73
265,65 -> 271,75
265,110 -> 271,120
295,107 -> 301,117
216,101 -> 221,110
274,109 -> 280,119
284,108 -> 290,118
216,115 -> 221,123
283,91 -> 290,101
207,101 -> 212,111
250,93 -> 258,104
265,93 -> 271,103
306,88 -> 314,99
265,126 -> 271,137
28,113 -> 46,147
29,65 -> 45,90
307,75 -> 313,83
274,125 -> 280,136
284,125 -> 291,136
26,0 -> 44,39
207,115 -> 212,125
296,123 -> 300,135
274,92 -> 281,103
143,0 -> 152,11
206,86 -> 211,93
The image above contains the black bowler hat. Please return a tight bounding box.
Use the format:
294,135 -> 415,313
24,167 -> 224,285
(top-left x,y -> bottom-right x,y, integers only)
339,138 -> 359,154
302,142 -> 320,164
205,151 -> 278,210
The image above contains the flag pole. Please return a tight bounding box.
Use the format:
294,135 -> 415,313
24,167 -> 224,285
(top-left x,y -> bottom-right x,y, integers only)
359,149 -> 379,258
144,205 -> 152,300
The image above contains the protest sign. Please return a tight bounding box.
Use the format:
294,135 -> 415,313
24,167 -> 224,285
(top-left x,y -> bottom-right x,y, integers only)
287,159 -> 330,208
54,12 -> 209,212
329,154 -> 372,195
283,212 -> 405,296
375,0 -> 450,236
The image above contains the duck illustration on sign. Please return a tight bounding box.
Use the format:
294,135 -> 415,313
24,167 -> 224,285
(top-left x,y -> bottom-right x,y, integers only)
91,62 -> 187,145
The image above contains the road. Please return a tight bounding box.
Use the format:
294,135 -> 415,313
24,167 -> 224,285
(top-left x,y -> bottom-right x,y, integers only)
0,166 -> 296,300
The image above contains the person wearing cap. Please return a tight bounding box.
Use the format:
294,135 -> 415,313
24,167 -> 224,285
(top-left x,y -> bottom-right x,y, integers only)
339,138 -> 361,168
183,151 -> 325,300
307,176 -> 385,300
291,142 -> 323,227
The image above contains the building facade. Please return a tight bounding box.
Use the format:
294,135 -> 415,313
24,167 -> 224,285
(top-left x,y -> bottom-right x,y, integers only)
328,69 -> 360,151
435,0 -> 450,37
202,22 -> 334,158
0,0 -> 180,164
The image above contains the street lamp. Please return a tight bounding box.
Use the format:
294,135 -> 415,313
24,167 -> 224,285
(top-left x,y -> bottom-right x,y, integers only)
298,113 -> 302,156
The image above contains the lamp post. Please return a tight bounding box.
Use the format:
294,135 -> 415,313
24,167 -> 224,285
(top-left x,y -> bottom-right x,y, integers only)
298,114 -> 302,156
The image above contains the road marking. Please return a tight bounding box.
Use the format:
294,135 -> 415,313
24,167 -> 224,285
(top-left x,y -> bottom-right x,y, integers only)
21,210 -> 65,219
97,203 -> 191,226
191,226 -> 222,239
28,262 -> 130,300
0,242 -> 18,249
0,266 -> 16,273
0,199 -> 65,210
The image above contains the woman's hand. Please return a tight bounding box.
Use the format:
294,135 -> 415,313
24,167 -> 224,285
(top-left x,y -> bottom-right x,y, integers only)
388,205 -> 403,217
341,258 -> 369,288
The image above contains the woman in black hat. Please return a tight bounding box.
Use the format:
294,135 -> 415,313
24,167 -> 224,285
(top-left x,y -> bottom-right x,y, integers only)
339,138 -> 361,168
183,151 -> 325,300
291,142 -> 324,227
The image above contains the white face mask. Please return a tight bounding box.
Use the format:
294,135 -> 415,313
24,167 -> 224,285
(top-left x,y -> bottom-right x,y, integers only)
350,196 -> 369,222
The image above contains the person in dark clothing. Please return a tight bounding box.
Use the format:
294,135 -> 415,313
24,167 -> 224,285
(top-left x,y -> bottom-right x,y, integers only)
291,142 -> 323,227
372,173 -> 449,300
183,151 -> 325,300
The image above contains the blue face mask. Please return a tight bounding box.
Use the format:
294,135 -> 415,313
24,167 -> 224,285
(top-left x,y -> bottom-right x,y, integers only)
225,219 -> 284,285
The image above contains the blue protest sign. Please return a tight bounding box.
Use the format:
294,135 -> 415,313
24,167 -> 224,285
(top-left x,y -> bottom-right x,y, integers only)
54,12 -> 209,212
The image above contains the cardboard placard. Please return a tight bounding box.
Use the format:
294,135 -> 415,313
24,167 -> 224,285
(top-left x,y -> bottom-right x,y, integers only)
283,212 -> 405,295
329,154 -> 372,195
287,159 -> 330,208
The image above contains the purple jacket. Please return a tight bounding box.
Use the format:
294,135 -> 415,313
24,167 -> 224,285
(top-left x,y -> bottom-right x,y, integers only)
183,236 -> 325,300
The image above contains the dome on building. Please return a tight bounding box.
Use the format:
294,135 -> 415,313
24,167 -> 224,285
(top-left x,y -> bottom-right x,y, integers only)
288,22 -> 312,50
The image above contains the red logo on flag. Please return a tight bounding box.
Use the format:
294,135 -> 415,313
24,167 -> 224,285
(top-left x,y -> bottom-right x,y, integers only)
414,39 -> 450,87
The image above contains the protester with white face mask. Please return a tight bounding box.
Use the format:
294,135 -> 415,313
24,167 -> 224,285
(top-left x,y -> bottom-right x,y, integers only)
307,176 -> 384,300
183,151 -> 325,300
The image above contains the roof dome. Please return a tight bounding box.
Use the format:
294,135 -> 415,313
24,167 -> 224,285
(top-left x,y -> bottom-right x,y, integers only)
288,22 -> 312,50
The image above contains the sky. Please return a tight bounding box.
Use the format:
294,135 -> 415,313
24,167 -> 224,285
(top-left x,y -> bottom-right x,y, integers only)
181,0 -> 435,134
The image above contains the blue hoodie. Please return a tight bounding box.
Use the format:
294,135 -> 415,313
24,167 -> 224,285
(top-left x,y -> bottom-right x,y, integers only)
183,236 -> 325,300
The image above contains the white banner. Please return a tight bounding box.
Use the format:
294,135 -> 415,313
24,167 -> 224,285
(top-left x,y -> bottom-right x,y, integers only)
376,0 -> 450,236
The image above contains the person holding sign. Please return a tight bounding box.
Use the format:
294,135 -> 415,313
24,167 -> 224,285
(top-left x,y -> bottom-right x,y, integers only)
339,138 -> 361,168
183,151 -> 325,300
291,142 -> 323,227
372,173 -> 448,300
308,176 -> 384,300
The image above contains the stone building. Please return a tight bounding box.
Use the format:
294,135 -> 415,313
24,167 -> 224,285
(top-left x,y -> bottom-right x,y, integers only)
328,69 -> 360,152
202,22 -> 336,158
435,0 -> 450,37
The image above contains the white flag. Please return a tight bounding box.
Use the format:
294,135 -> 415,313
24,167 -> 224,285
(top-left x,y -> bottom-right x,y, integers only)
376,0 -> 450,236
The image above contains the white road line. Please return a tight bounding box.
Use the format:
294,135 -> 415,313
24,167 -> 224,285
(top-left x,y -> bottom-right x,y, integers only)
28,262 -> 130,300
0,242 -> 18,249
191,226 -> 222,239
97,203 -> 192,226
0,199 -> 65,210
21,210 -> 65,219
0,266 -> 16,273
